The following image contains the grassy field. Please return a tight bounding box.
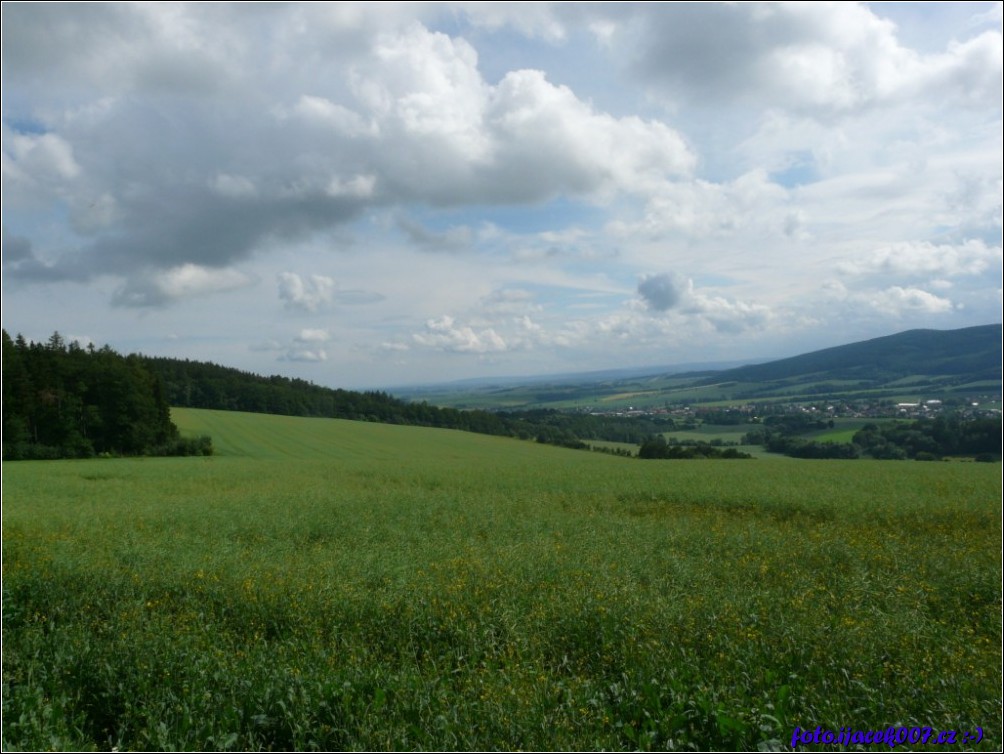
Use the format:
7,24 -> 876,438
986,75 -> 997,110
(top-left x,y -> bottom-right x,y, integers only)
3,408 -> 1001,750
801,419 -> 881,445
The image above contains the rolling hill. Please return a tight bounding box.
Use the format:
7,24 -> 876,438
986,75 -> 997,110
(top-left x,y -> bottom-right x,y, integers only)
705,324 -> 1002,385
168,406 -> 570,463
401,324 -> 1002,410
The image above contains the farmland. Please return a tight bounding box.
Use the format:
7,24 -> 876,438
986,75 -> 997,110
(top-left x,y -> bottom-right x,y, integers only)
3,409 -> 1001,750
395,325 -> 1002,413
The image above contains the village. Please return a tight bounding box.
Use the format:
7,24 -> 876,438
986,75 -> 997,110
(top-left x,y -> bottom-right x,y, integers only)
583,393 -> 1002,423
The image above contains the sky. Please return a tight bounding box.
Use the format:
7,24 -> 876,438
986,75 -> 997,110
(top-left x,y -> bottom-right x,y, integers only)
2,2 -> 1002,389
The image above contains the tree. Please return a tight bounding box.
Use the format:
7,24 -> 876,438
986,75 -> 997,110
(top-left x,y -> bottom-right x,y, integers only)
2,330 -> 204,460
638,435 -> 670,459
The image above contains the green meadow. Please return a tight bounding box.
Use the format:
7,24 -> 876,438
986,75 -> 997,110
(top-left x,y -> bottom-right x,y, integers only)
3,409 -> 1001,750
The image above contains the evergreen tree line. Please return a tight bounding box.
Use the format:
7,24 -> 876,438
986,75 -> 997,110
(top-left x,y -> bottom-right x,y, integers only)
761,435 -> 862,459
1,335 -> 678,460
2,331 -> 212,460
140,356 -> 676,447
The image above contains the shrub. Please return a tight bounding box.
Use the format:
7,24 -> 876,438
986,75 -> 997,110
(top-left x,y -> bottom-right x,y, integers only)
153,436 -> 214,457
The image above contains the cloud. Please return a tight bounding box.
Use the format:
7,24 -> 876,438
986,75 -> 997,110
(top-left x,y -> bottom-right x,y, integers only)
407,277 -> 774,364
603,2 -> 1002,115
295,328 -> 330,343
637,273 -> 686,312
297,23 -> 696,205
3,171 -> 372,285
2,126 -> 81,206
97,189 -> 367,274
1,229 -> 34,263
0,232 -> 67,281
4,131 -> 80,181
865,286 -> 955,316
336,289 -> 385,305
289,95 -> 376,138
684,291 -> 773,334
413,315 -> 508,353
278,272 -> 337,312
944,170 -> 1003,241
326,174 -> 377,198
111,264 -> 254,308
972,4 -> 1004,28
1,2 -> 244,96
838,239 -> 1002,279
277,272 -> 384,311
481,288 -> 541,315
281,348 -> 328,363
482,69 -> 695,199
458,3 -> 569,42
637,273 -> 773,334
611,169 -> 792,240
398,216 -> 474,252
210,173 -> 257,198
250,339 -> 284,352
1,3 -> 999,385
397,288 -> 558,357
3,13 -> 696,301
252,328 -> 331,364
821,279 -> 957,319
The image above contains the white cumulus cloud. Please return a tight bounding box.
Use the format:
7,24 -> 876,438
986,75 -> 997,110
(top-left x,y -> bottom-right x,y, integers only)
838,239 -> 1002,279
866,286 -> 955,316
413,315 -> 508,354
282,348 -> 328,363
296,328 -> 330,343
112,264 -> 253,308
278,272 -> 337,313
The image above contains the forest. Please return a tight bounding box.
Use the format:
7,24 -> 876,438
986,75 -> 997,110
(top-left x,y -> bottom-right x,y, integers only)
743,414 -> 1001,460
2,334 -> 672,460
851,417 -> 1001,461
142,356 -> 676,447
2,331 -> 211,460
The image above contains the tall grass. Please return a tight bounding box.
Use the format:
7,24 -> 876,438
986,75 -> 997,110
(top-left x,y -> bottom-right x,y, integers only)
3,410 -> 1000,750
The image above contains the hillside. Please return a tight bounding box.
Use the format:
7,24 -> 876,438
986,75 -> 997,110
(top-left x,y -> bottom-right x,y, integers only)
143,357 -> 677,447
706,324 -> 1002,385
403,324 -> 1002,410
7,324 -> 998,461
169,407 -> 573,463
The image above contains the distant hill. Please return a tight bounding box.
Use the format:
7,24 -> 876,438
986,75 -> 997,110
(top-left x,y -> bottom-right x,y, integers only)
400,324 -> 1002,410
707,324 -> 1002,385
9,324 -> 997,460
394,359 -> 758,392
